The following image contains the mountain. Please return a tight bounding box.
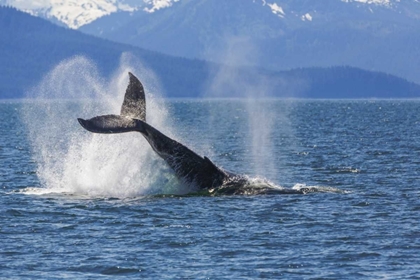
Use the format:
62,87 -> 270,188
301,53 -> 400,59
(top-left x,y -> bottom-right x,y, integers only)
0,0 -> 182,29
1,6 -> 420,99
3,0 -> 411,30
0,6 -> 207,99
0,0 -> 138,29
80,0 -> 420,84
4,0 -> 420,84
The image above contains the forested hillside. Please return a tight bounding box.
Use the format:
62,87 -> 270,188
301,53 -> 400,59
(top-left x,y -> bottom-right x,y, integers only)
79,0 -> 420,84
1,6 -> 420,99
0,6 -> 209,98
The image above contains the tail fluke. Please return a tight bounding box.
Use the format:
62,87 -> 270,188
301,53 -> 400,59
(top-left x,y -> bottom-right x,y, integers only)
78,72 -> 146,134
120,72 -> 146,121
78,115 -> 140,134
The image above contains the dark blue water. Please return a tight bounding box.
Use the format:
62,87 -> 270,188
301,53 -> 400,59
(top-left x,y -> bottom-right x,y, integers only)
1,99 -> 420,279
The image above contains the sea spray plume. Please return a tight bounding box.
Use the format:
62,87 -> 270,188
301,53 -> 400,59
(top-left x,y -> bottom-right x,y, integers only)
205,36 -> 297,180
78,72 -> 311,195
21,56 -> 181,197
22,57 -> 105,192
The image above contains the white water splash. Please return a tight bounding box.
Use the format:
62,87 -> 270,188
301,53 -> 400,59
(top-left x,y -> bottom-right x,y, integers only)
205,37 -> 292,179
21,54 -> 186,198
292,183 -> 350,194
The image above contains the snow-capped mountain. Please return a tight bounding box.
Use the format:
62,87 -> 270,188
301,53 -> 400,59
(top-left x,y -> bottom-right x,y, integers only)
2,5 -> 420,99
75,0 -> 420,81
2,0 -> 414,29
3,0 -> 420,83
0,0 -> 135,28
0,0 -> 184,28
341,0 -> 393,6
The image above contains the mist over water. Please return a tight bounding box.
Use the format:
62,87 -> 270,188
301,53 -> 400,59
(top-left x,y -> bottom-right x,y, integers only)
206,36 -> 294,179
21,55 -> 187,198
20,54 -> 321,198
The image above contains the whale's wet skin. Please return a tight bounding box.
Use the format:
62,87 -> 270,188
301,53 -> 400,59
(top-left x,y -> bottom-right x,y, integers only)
78,73 -> 318,196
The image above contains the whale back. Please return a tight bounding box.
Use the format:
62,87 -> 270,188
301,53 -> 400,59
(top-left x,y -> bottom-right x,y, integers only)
120,72 -> 146,121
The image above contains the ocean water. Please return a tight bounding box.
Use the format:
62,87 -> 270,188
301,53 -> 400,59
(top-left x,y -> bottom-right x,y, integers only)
1,99 -> 420,279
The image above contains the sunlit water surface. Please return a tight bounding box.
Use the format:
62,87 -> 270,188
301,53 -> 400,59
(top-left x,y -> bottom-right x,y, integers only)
1,99 -> 420,278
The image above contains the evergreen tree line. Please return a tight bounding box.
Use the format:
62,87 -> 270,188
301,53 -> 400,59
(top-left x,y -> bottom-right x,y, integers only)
1,6 -> 419,99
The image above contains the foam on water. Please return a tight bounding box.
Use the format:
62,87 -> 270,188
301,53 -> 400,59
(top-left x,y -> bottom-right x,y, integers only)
19,55 -> 344,198
239,177 -> 345,195
21,55 -> 186,198
291,183 -> 349,194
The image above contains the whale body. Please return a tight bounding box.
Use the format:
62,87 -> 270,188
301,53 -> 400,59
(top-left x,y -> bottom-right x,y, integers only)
78,73 -> 307,195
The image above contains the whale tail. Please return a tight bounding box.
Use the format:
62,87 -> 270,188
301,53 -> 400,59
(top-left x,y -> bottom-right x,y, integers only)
78,72 -> 146,133
120,72 -> 146,121
78,71 -> 230,190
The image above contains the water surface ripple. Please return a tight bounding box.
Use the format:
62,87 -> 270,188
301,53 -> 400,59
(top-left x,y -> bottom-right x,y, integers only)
1,100 -> 419,279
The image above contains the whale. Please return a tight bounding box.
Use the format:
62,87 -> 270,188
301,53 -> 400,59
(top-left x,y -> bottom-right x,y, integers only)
77,72 -> 308,195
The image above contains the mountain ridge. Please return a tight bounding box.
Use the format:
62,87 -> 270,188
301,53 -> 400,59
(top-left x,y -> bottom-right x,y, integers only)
1,5 -> 419,99
77,0 -> 420,84
3,0 -> 420,84
2,0 -> 413,30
